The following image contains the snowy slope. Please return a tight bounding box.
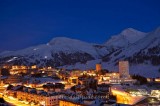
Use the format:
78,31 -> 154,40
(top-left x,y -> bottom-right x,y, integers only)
0,37 -> 102,58
48,37 -> 100,58
0,37 -> 109,67
105,28 -> 147,49
123,27 -> 160,56
101,27 -> 160,77
102,27 -> 160,62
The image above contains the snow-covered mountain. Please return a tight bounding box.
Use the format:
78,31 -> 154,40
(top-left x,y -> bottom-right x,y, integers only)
102,27 -> 160,77
108,27 -> 160,60
0,37 -> 110,67
0,27 -> 160,77
105,28 -> 147,49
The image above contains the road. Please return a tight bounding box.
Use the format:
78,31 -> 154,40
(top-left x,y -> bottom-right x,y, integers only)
3,96 -> 34,106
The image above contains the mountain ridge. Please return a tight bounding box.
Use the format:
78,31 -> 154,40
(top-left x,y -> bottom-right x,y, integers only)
0,27 -> 160,77
105,28 -> 147,49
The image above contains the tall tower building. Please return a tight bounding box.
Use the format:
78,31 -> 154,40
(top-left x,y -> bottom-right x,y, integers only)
96,64 -> 102,72
119,61 -> 129,79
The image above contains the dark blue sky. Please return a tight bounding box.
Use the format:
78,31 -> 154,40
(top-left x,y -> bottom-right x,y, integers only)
0,0 -> 160,52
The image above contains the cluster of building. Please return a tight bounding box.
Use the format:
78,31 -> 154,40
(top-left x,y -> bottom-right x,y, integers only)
2,64 -> 54,75
4,81 -> 114,106
61,61 -> 136,86
5,85 -> 63,106
0,61 -> 160,106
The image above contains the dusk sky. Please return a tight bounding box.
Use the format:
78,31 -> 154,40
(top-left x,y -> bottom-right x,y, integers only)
0,0 -> 160,52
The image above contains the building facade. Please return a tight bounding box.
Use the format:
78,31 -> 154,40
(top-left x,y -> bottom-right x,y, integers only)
17,90 -> 62,106
119,61 -> 129,79
96,64 -> 102,72
59,99 -> 85,106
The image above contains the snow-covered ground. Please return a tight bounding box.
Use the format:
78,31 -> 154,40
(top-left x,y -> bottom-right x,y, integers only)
60,60 -> 160,78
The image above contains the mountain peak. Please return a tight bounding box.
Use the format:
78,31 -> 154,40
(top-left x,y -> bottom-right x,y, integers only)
48,37 -> 81,45
105,28 -> 147,48
122,28 -> 138,32
120,28 -> 146,36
